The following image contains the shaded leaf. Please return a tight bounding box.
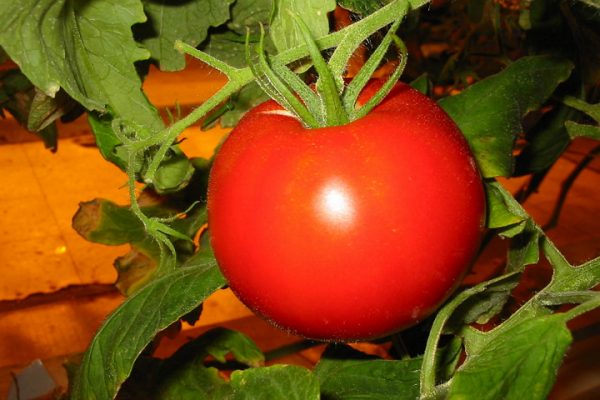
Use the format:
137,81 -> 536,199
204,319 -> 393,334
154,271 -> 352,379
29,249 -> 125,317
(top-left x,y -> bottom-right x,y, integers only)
449,272 -> 521,327
514,103 -> 574,175
450,314 -> 572,400
158,360 -> 233,399
506,220 -> 541,272
230,365 -> 320,400
137,0 -> 234,71
315,344 -> 421,400
337,0 -> 391,16
72,257 -> 226,400
156,328 -> 264,399
439,56 -> 573,177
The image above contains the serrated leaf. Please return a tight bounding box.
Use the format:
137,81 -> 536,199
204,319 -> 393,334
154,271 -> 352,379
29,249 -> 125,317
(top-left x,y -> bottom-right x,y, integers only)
315,344 -> 421,400
0,0 -> 163,134
71,258 -> 226,400
230,365 -> 320,400
137,0 -> 234,71
439,56 -> 574,177
270,0 -> 336,53
450,314 -> 572,400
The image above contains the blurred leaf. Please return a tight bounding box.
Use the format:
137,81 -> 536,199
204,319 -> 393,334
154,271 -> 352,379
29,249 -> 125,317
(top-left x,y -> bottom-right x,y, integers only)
450,314 -> 572,400
230,365 -> 320,400
0,69 -> 60,150
72,257 -> 226,400
563,96 -> 600,139
270,0 -> 336,53
566,121 -> 600,139
315,344 -> 421,400
136,0 -> 234,71
439,56 -> 574,177
409,73 -> 429,95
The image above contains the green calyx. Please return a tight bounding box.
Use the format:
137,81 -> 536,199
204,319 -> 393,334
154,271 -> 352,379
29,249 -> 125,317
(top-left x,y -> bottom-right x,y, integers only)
246,7 -> 409,129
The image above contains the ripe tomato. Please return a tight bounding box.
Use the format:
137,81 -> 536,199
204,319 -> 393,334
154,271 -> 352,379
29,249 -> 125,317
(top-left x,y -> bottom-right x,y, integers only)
207,81 -> 485,341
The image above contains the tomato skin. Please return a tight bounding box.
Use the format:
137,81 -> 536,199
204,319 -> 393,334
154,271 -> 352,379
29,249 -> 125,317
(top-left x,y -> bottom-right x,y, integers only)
207,81 -> 485,341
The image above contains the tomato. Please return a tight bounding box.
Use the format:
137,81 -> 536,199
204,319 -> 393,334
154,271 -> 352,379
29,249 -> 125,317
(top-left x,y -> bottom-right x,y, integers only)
207,81 -> 486,341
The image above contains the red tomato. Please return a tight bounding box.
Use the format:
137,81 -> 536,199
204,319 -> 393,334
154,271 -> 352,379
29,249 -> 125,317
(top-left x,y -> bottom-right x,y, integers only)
207,81 -> 485,341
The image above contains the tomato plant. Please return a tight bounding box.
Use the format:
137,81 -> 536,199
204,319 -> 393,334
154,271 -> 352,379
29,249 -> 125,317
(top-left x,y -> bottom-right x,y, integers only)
208,80 -> 485,340
1,0 -> 600,399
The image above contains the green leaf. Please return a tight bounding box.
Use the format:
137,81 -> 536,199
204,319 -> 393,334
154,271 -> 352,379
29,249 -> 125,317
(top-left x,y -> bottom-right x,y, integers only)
506,220 -> 541,272
27,88 -> 73,132
409,73 -> 429,95
157,328 -> 264,399
449,272 -> 521,327
0,0 -> 164,134
72,198 -> 207,294
87,112 -> 129,170
439,56 -> 574,177
514,102 -> 576,175
337,0 -> 391,16
230,365 -> 320,400
151,146 -> 196,194
71,258 -> 226,400
484,180 -> 528,234
565,120 -> 600,139
270,0 -> 336,53
0,69 -> 60,151
210,82 -> 269,129
137,0 -> 234,71
227,0 -> 274,35
163,327 -> 264,369
315,344 -> 422,400
158,360 -> 233,399
72,199 -> 146,245
449,314 -> 572,400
